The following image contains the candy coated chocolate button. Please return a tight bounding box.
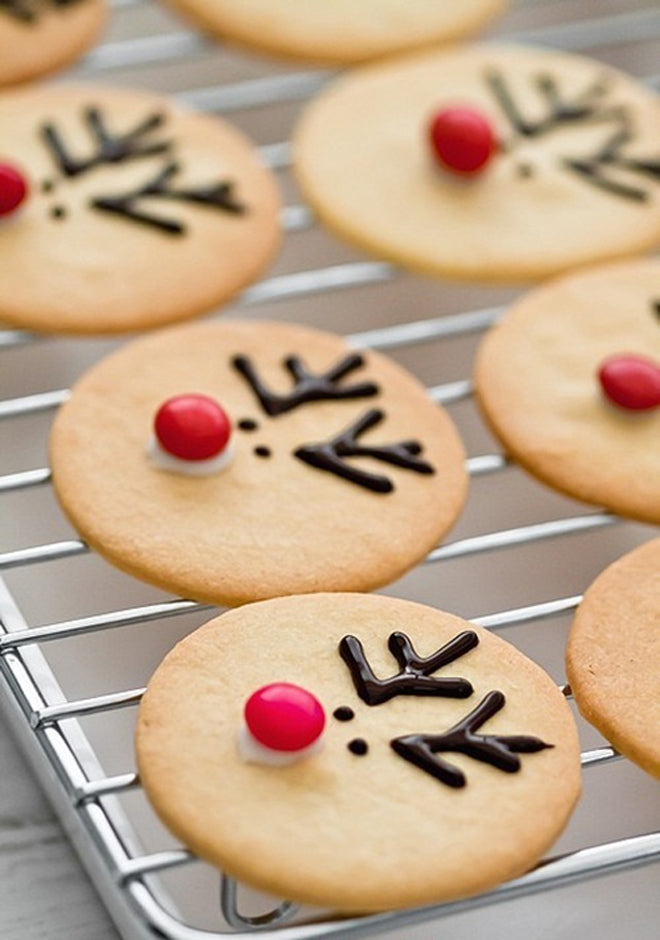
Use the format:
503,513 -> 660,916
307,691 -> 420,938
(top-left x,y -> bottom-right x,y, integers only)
154,394 -> 232,460
428,107 -> 496,175
245,683 -> 325,752
0,163 -> 28,216
598,355 -> 660,411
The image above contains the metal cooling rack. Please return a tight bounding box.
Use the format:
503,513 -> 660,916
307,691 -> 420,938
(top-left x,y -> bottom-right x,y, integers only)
1,1 -> 659,937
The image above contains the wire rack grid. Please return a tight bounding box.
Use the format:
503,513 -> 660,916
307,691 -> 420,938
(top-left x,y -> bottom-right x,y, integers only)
0,1 -> 659,938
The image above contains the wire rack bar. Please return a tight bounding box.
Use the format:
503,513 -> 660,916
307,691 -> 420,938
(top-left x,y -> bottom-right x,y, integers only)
473,594 -> 582,630
118,849 -> 194,884
0,599 -> 212,650
74,773 -> 140,806
0,388 -> 70,420
0,540 -> 88,571
31,688 -> 146,727
177,72 -> 336,115
426,512 -> 619,564
0,468 -> 52,493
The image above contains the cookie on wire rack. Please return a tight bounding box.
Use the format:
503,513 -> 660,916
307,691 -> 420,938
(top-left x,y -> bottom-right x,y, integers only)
136,592 -> 581,912
160,0 -> 509,65
0,84 -> 281,333
0,0 -> 106,87
567,538 -> 660,778
50,319 -> 468,605
474,258 -> 660,523
293,44 -> 660,283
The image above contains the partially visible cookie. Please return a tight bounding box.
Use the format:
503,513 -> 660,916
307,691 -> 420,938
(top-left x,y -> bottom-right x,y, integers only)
567,539 -> 660,778
0,84 -> 280,333
474,258 -> 660,523
0,0 -> 106,87
50,319 -> 467,604
162,0 -> 508,65
137,593 -> 581,912
293,44 -> 660,283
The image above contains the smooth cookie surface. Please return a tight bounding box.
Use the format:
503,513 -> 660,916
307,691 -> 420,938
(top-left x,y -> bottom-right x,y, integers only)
474,259 -> 660,523
0,84 -> 280,333
0,0 -> 105,87
50,319 -> 467,604
162,0 -> 508,65
294,44 -> 660,283
136,593 -> 581,912
567,539 -> 660,777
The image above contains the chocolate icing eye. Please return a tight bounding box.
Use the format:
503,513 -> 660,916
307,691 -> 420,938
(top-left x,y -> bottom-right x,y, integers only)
333,706 -> 355,722
428,107 -> 497,175
154,394 -> 232,460
347,738 -> 368,756
598,354 -> 660,411
0,162 -> 28,216
244,683 -> 325,752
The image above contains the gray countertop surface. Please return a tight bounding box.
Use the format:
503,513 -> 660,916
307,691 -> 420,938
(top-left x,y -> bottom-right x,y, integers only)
0,719 -> 118,940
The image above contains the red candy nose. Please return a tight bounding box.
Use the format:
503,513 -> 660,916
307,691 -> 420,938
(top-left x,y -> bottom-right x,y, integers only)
245,683 -> 326,752
598,355 -> 660,411
428,107 -> 497,175
154,394 -> 232,460
0,162 -> 28,216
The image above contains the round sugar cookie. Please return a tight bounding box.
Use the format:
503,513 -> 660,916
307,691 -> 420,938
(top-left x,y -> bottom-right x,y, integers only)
0,84 -> 280,334
162,0 -> 508,65
567,539 -> 660,778
474,258 -> 660,523
50,319 -> 467,605
136,593 -> 581,912
293,44 -> 660,284
0,0 -> 106,87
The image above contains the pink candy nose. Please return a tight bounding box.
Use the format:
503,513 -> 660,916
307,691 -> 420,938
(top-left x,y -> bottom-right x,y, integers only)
154,394 -> 232,460
428,107 -> 497,175
244,683 -> 326,752
598,355 -> 660,411
0,162 -> 28,216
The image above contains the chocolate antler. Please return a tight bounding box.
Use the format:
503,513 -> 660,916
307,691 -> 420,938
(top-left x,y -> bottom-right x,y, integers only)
41,107 -> 171,178
294,408 -> 434,493
391,690 -> 553,788
563,123 -> 660,202
339,630 -> 478,704
232,352 -> 378,417
91,161 -> 246,235
485,68 -> 614,140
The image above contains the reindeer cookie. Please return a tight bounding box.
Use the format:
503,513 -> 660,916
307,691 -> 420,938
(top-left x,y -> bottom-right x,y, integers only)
161,0 -> 508,65
567,539 -> 660,778
0,85 -> 280,333
293,44 -> 660,283
0,0 -> 105,87
136,593 -> 581,911
50,319 -> 467,604
474,258 -> 660,523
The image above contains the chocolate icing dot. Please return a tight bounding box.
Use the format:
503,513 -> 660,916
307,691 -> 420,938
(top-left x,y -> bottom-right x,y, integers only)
238,419 -> 258,432
41,179 -> 55,194
333,706 -> 355,722
348,738 -> 368,756
254,446 -> 271,458
50,206 -> 67,220
516,163 -> 534,179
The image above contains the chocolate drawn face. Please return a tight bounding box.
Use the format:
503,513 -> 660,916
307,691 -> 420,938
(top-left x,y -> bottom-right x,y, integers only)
242,627 -> 553,789
35,105 -> 247,236
152,350 -> 438,494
